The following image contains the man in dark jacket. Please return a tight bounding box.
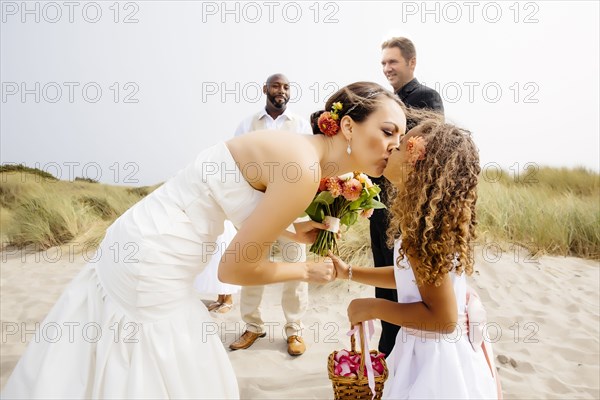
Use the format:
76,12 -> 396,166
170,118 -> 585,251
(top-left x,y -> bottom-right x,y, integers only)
372,37 -> 445,356
382,37 -> 444,118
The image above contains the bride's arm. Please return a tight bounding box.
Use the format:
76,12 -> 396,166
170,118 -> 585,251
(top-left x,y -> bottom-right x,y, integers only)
218,167 -> 332,286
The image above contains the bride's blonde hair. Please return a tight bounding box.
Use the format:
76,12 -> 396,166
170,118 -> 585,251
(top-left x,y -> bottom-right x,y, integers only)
386,113 -> 480,287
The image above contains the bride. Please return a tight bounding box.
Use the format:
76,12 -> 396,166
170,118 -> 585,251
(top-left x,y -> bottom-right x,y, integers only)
1,81 -> 406,399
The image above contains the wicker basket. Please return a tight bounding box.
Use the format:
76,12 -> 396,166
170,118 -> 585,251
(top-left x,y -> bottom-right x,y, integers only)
327,324 -> 388,399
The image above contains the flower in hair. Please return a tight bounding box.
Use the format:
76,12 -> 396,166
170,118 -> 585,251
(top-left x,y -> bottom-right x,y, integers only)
406,136 -> 427,166
318,112 -> 339,136
331,102 -> 343,116
318,102 -> 344,136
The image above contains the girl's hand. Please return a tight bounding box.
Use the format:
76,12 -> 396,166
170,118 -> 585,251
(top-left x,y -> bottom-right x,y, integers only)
327,251 -> 350,280
347,298 -> 377,326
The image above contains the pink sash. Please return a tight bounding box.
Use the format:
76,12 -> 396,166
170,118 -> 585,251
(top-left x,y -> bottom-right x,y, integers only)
347,321 -> 377,400
467,286 -> 503,400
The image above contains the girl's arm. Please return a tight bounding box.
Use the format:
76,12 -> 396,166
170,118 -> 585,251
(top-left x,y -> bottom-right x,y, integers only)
331,252 -> 458,333
329,253 -> 396,289
348,271 -> 458,333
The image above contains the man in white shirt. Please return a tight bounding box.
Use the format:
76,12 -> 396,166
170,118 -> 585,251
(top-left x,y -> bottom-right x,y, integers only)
234,75 -> 311,136
229,73 -> 311,356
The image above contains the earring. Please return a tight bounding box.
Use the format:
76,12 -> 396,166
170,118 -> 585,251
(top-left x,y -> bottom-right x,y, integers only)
346,141 -> 352,155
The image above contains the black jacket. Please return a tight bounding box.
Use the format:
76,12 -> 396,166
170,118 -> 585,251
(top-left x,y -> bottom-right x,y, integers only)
397,77 -> 444,115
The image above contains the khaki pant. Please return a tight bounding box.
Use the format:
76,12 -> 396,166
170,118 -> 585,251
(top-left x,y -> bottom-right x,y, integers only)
241,234 -> 308,338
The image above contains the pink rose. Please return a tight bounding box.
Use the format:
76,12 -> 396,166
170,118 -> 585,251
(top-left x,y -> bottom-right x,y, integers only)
342,178 -> 362,201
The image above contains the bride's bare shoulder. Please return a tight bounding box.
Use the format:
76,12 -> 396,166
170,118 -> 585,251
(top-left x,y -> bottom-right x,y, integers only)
228,130 -> 319,165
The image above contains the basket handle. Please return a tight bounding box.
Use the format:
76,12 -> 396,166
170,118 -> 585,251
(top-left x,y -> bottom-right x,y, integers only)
349,323 -> 366,379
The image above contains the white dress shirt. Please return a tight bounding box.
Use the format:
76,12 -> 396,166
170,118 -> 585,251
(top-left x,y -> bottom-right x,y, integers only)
234,107 -> 312,136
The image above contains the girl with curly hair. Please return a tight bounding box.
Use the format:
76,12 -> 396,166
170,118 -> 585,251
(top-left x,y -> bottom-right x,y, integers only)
330,114 -> 501,399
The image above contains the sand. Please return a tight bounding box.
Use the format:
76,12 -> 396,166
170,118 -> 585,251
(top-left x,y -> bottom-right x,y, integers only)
1,245 -> 598,399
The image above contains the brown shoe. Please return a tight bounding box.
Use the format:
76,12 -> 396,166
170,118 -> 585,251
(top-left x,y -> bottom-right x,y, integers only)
287,335 -> 306,356
229,330 -> 266,350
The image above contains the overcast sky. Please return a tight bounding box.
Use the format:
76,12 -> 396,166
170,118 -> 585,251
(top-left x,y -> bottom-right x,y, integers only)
2,0 -> 598,185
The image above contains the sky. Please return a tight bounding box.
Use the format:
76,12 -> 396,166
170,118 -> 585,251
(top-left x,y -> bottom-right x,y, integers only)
1,0 -> 599,186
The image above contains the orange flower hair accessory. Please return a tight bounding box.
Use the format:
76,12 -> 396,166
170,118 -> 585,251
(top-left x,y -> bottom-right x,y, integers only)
318,102 -> 343,136
406,136 -> 427,166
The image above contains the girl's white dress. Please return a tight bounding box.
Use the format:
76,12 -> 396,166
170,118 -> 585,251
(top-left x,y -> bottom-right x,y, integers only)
2,142 -> 262,399
383,240 -> 500,399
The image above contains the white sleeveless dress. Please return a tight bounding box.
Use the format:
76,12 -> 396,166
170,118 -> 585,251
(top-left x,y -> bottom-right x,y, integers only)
383,241 -> 499,399
2,142 -> 263,399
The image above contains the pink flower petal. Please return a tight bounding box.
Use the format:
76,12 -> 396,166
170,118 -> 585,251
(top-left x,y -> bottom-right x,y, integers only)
339,362 -> 352,376
334,364 -> 342,375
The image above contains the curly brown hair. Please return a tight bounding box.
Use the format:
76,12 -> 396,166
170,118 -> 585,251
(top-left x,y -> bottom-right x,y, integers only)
386,113 -> 481,287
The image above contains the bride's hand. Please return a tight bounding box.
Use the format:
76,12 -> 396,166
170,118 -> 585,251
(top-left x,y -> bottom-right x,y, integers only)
305,257 -> 336,284
293,220 -> 328,244
293,220 -> 342,244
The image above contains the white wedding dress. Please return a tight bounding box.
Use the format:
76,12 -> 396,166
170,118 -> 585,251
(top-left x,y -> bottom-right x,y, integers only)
2,142 -> 263,399
193,220 -> 241,295
383,240 -> 499,399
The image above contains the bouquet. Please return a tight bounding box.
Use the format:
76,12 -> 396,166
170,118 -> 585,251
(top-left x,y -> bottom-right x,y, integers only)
305,172 -> 386,256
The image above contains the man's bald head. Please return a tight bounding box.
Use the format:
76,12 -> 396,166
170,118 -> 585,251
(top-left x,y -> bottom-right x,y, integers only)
266,74 -> 289,86
263,74 -> 290,110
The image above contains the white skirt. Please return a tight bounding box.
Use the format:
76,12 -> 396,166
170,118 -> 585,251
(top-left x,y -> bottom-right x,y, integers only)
1,142 -> 265,399
194,220 -> 241,295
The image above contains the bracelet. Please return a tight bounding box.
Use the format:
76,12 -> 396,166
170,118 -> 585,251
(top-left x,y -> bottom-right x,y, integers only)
347,264 -> 352,293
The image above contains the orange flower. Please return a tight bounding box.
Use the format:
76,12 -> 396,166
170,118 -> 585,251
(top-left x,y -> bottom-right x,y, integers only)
326,177 -> 343,198
318,178 -> 329,192
406,136 -> 427,166
355,172 -> 373,188
318,112 -> 340,137
360,208 -> 374,218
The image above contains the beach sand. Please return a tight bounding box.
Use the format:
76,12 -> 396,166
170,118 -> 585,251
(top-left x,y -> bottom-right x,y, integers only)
1,245 -> 598,399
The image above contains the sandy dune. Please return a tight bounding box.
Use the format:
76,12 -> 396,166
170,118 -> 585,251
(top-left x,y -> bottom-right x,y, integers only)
1,245 -> 598,399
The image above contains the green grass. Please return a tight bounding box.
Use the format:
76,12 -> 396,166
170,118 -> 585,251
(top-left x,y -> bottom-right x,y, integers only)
477,167 -> 599,259
1,166 -> 598,260
0,171 -> 161,250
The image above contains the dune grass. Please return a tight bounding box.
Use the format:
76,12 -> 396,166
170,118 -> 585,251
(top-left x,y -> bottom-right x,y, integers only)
0,166 -> 598,260
0,170 -> 160,250
0,163 -> 58,181
477,167 -> 599,259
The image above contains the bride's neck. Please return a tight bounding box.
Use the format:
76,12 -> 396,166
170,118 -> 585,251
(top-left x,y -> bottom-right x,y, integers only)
308,134 -> 354,178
